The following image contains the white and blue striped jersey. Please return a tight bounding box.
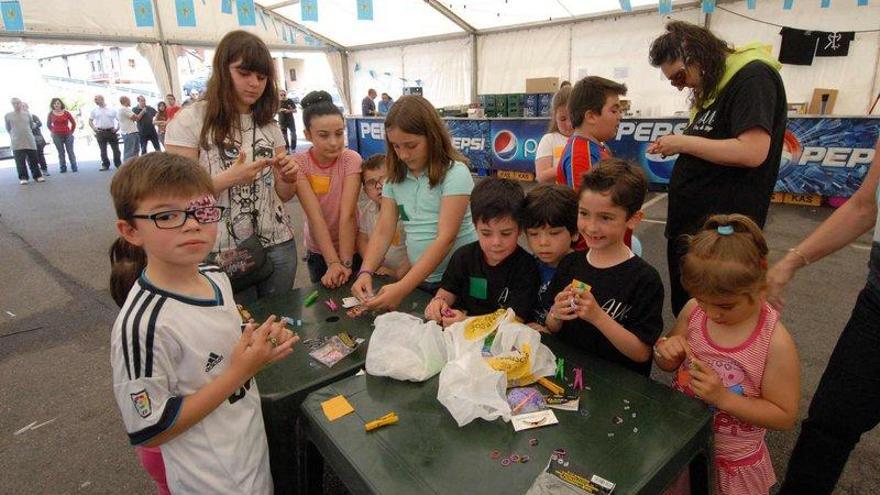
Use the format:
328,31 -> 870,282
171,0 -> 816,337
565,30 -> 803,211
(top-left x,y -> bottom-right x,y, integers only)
110,265 -> 272,494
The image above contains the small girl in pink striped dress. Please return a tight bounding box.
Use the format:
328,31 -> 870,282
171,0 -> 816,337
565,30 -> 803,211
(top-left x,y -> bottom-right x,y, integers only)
655,214 -> 801,495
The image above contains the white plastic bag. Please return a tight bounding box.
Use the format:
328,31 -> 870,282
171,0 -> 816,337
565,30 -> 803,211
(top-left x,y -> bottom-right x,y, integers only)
437,310 -> 558,426
444,308 -> 516,361
365,312 -> 448,382
437,352 -> 511,426
490,320 -> 557,388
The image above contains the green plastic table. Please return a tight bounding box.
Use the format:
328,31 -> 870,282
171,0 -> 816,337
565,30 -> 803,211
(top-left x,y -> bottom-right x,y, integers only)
248,283 -> 432,494
300,335 -> 714,495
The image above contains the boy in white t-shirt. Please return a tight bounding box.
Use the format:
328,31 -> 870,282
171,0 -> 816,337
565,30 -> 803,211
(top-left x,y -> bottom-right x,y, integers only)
357,154 -> 410,279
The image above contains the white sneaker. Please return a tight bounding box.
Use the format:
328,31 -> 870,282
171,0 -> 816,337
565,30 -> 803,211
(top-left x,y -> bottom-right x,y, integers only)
19,180 -> 28,185
35,177 -> 46,183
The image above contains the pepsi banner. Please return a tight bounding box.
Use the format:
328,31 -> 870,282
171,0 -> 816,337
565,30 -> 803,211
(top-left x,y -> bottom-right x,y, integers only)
489,119 -> 548,173
348,117 -> 492,171
347,116 -> 879,197
608,117 -> 879,197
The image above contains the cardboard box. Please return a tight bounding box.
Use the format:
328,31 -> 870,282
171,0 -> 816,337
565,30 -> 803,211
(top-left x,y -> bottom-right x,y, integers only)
526,77 -> 559,93
808,89 -> 838,115
783,193 -> 822,207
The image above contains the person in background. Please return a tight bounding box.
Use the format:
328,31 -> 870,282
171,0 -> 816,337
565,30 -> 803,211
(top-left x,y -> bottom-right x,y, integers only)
5,97 -> 43,184
134,95 -> 161,153
154,101 -> 168,145
165,30 -> 298,304
89,94 -> 121,170
647,20 -> 787,316
557,76 -> 626,190
292,90 -> 362,287
361,88 -> 377,116
535,85 -> 572,182
277,89 -> 297,153
378,93 -> 394,116
164,94 -> 181,121
560,80 -> 572,89
358,153 -> 410,280
118,96 -> 141,163
352,95 -> 478,310
47,97 -> 78,173
23,102 -> 49,177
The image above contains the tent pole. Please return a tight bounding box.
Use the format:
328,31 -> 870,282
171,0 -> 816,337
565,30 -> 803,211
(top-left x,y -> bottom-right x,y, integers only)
471,34 -> 478,103
425,0 -> 477,34
151,0 -> 176,99
341,51 -> 353,113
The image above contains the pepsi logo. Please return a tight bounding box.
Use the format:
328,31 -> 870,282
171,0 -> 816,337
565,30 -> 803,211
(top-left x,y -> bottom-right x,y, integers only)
493,130 -> 518,161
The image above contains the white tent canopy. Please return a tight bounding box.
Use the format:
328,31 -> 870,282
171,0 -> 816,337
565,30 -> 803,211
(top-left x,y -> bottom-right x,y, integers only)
3,0 -> 879,115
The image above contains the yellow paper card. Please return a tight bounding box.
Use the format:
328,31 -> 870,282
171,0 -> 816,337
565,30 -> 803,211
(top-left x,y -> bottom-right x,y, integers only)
308,174 -> 331,195
321,395 -> 354,421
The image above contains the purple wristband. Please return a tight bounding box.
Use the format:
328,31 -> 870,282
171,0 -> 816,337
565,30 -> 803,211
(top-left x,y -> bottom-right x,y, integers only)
356,269 -> 375,278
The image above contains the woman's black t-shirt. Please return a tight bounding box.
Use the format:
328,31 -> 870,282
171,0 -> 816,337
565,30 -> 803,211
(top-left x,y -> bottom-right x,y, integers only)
666,60 -> 788,238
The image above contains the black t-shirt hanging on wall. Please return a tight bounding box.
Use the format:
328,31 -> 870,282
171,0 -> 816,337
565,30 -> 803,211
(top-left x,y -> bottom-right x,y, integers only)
666,61 -> 787,239
439,242 -> 541,321
815,31 -> 855,57
779,27 -> 820,65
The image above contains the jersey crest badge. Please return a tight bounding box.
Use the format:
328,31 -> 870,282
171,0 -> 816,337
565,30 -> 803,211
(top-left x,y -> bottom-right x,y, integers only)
130,390 -> 152,418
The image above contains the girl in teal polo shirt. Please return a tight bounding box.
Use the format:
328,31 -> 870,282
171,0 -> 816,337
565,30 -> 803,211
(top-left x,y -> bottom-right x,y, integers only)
352,95 -> 477,310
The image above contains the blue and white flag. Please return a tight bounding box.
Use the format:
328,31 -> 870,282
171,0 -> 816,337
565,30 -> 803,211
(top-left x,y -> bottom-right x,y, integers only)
237,0 -> 256,25
301,0 -> 318,21
175,0 -> 196,27
658,0 -> 672,14
222,0 -> 232,14
702,0 -> 715,13
1,1 -> 24,32
357,0 -> 373,20
132,0 -> 154,27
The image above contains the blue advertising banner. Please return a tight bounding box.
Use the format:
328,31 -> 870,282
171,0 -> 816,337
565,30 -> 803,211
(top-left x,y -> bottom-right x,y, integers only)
348,118 -> 492,171
608,117 -> 879,197
489,119 -> 547,173
347,117 -> 879,197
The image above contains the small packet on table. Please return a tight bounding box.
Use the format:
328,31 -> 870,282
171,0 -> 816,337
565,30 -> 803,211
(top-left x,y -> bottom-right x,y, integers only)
308,332 -> 364,368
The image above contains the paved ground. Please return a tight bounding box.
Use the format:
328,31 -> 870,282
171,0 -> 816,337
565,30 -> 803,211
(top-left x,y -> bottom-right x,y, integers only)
0,155 -> 878,494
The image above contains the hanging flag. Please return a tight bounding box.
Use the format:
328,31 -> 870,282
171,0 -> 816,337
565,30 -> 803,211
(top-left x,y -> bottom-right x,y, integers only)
237,0 -> 256,25
619,0 -> 632,12
820,0 -> 830,6
1,1 -> 24,32
257,9 -> 268,29
746,0 -> 756,9
658,0 -> 672,14
702,0 -> 715,12
857,0 -> 868,5
783,0 -> 793,9
357,0 -> 373,20
132,0 -> 154,27
289,26 -> 297,44
221,0 -> 232,14
175,0 -> 196,27
301,0 -> 318,21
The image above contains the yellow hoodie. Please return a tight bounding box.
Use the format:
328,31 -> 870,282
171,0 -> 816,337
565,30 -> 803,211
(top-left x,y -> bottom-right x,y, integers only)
691,43 -> 783,121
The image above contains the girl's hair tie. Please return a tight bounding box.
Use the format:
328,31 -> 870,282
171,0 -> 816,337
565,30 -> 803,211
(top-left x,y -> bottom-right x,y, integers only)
716,225 -> 734,236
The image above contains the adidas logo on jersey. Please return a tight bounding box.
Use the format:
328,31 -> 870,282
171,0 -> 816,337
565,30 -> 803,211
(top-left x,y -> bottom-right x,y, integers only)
205,352 -> 224,372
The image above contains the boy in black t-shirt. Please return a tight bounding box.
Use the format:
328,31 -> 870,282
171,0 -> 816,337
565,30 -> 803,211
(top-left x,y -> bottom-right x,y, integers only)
425,178 -> 540,325
519,184 -> 579,331
545,159 -> 664,376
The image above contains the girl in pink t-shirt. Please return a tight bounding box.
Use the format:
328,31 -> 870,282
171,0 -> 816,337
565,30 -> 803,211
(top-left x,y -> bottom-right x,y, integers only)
293,91 -> 362,288
655,214 -> 800,495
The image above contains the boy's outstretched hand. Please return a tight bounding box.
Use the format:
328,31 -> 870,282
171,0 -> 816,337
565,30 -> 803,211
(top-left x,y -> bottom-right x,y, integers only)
230,316 -> 298,379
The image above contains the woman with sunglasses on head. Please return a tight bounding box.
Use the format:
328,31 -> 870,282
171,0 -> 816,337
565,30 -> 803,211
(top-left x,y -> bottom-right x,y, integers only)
165,30 -> 298,303
648,20 -> 787,317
